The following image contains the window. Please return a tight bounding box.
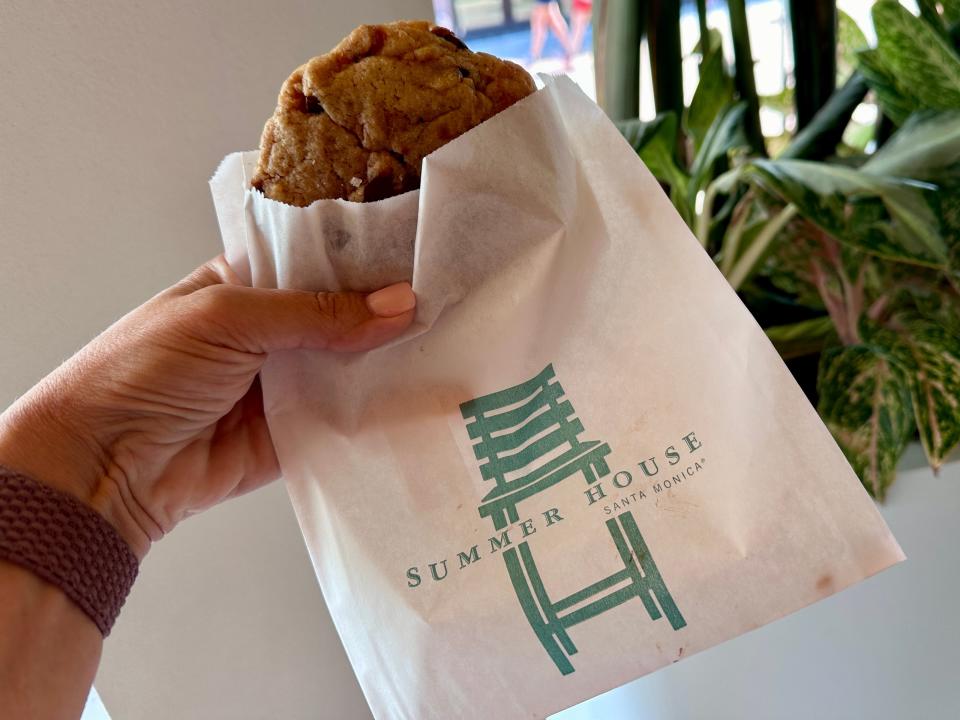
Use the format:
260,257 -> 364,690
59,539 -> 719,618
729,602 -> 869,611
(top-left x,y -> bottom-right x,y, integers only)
434,0 -> 597,99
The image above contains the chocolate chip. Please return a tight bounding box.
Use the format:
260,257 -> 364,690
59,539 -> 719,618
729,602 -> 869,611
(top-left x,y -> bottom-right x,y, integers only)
457,66 -> 471,79
363,166 -> 420,201
363,173 -> 397,202
400,172 -> 421,193
304,95 -> 325,114
368,26 -> 387,56
389,150 -> 406,164
430,25 -> 469,51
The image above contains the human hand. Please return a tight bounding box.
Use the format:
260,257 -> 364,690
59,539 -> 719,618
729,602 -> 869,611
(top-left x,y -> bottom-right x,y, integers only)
0,255 -> 416,559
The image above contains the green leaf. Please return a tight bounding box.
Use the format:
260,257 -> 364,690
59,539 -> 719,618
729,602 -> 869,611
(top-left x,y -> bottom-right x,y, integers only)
937,171 -> 960,267
760,86 -> 795,115
817,345 -> 914,500
617,114 -> 668,153
686,29 -> 733,153
596,0 -> 645,120
838,9 -> 869,83
917,0 -> 948,34
688,102 -> 749,208
842,117 -> 875,153
717,192 -> 762,274
765,315 -> 838,359
864,112 -> 960,278
943,0 -> 960,24
780,73 -> 869,161
692,23 -> 718,54
863,111 -> 960,179
855,48 -> 916,125
873,0 -> 960,110
882,318 -> 960,468
745,159 -> 949,268
725,204 -> 799,290
763,222 -> 828,308
616,114 -> 689,193
934,290 -> 960,338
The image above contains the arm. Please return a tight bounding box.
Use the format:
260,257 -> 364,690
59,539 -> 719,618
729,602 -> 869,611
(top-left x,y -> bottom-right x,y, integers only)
0,558 -> 103,720
0,391 -> 135,720
0,256 -> 415,718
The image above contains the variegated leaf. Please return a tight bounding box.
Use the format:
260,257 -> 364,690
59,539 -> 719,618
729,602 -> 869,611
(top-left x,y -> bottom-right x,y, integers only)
917,0 -> 948,33
687,29 -> 733,153
745,159 -> 948,268
818,345 -> 914,499
863,111 -> 960,179
856,48 -> 915,125
941,0 -> 960,24
689,102 -> 748,202
765,316 -> 838,360
838,9 -> 869,82
873,0 -> 960,111
616,113 -> 689,192
886,319 -> 960,468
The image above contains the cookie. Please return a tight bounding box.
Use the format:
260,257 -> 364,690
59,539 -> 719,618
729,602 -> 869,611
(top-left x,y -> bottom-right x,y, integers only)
251,21 -> 536,206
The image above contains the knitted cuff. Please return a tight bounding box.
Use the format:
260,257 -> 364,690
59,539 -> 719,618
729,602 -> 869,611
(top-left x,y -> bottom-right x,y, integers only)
0,466 -> 139,636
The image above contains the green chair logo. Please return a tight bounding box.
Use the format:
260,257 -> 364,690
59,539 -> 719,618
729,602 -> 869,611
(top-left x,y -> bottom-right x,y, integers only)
460,364 -> 686,675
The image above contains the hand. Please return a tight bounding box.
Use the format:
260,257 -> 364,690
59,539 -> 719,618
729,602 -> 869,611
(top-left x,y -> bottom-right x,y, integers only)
0,255 -> 416,558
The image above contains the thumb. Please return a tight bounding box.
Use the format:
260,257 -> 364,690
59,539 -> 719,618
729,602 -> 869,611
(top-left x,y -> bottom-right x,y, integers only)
184,281 -> 417,353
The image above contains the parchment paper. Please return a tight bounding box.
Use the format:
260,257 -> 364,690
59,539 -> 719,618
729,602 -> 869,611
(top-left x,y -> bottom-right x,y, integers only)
213,77 -> 904,720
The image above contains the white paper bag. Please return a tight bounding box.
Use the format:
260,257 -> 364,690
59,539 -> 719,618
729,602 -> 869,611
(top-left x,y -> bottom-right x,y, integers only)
212,77 -> 903,720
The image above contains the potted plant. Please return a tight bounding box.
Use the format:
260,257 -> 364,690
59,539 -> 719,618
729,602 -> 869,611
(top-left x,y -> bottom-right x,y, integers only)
594,0 -> 960,499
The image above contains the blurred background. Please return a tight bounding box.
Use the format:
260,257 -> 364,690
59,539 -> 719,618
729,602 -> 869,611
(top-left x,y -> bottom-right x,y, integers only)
0,1 -> 957,718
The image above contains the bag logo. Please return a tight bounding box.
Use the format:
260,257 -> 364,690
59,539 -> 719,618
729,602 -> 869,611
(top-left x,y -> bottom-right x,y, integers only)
460,364 -> 686,675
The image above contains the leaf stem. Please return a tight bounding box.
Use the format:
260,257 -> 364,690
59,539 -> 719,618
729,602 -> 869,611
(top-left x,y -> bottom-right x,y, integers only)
867,293 -> 891,323
726,204 -> 798,289
727,0 -> 766,155
808,228 -> 870,345
811,259 -> 854,344
696,167 -> 743,247
845,264 -> 866,342
823,232 -> 864,343
596,0 -> 645,120
719,190 -> 754,275
696,0 -> 709,48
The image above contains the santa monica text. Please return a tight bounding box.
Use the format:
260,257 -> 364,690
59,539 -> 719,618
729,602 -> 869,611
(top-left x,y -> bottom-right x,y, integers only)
586,430 -> 705,515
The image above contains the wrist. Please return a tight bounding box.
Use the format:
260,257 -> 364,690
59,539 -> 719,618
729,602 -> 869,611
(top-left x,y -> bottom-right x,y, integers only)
0,393 -> 151,560
0,467 -> 140,638
0,557 -> 104,718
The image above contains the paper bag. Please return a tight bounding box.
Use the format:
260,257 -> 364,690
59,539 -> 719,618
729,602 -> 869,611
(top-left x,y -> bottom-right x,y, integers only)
212,77 -> 904,720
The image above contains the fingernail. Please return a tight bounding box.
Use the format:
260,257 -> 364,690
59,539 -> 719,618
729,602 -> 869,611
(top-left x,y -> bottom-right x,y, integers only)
366,282 -> 416,318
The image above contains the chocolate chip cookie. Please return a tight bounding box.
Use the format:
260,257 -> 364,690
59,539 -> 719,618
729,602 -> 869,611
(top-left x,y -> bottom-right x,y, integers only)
251,21 -> 536,206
